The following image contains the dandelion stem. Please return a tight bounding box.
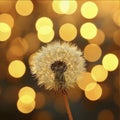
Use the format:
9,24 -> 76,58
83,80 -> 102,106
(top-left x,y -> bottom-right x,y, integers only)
63,94 -> 73,120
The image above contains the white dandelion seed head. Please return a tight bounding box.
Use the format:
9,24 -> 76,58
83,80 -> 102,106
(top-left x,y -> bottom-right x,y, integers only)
29,42 -> 86,91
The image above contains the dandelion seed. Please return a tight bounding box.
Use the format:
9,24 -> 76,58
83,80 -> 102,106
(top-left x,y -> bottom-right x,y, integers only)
29,42 -> 86,93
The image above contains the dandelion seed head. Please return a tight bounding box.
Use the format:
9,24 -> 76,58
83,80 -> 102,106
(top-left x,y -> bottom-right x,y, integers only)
29,42 -> 86,92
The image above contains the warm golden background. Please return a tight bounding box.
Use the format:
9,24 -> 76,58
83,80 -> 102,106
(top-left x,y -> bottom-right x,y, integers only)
0,0 -> 120,120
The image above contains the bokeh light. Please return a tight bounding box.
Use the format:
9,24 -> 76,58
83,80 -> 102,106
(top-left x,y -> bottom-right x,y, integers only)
18,86 -> 36,99
113,29 -> 120,46
59,1 -> 70,14
38,26 -> 53,35
77,72 -> 96,91
52,0 -> 77,15
17,95 -> 35,114
84,44 -> 102,62
85,82 -> 97,92
113,9 -> 120,27
15,0 -> 34,16
0,13 -> 14,28
91,65 -> 108,82
85,83 -> 102,101
59,23 -> 77,41
88,29 -> 105,45
35,17 -> 54,43
35,17 -> 53,31
8,60 -> 26,78
52,0 -> 62,14
37,28 -> 54,43
80,22 -> 97,40
0,22 -> 11,41
81,1 -> 98,19
60,0 -> 77,15
102,53 -> 119,71
98,109 -> 115,120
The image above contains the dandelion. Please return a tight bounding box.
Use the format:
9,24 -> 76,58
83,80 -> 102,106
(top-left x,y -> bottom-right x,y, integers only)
29,42 -> 86,92
29,41 -> 86,120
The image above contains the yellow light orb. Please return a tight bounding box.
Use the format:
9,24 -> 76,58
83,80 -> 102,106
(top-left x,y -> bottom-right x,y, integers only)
38,26 -> 53,35
52,0 -> 62,14
91,65 -> 108,82
89,29 -> 105,45
66,0 -> 77,15
80,22 -> 97,40
37,28 -> 54,43
18,86 -> 36,99
84,44 -> 102,62
60,0 -> 77,15
102,53 -> 119,71
0,22 -> 11,41
85,83 -> 102,101
60,0 -> 69,14
52,0 -> 77,15
59,23 -> 77,41
85,82 -> 97,92
15,0 -> 34,16
35,17 -> 53,31
0,13 -> 14,28
81,1 -> 98,19
8,60 -> 26,78
17,95 -> 35,114
77,72 -> 96,91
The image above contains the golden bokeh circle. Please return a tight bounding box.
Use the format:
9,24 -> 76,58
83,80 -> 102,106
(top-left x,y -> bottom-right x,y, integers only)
80,22 -> 97,40
81,1 -> 98,19
8,60 -> 26,78
91,65 -> 108,82
17,95 -> 35,114
18,86 -> 36,99
84,44 -> 102,62
59,23 -> 77,41
15,0 -> 34,16
0,22 -> 11,41
35,17 -> 53,31
85,83 -> 102,101
77,72 -> 96,91
102,53 -> 119,71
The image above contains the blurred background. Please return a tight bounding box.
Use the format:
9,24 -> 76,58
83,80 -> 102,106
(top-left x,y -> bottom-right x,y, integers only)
0,0 -> 120,120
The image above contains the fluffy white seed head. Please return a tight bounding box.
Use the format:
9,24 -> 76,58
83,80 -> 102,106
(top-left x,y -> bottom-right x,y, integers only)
29,42 -> 86,91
